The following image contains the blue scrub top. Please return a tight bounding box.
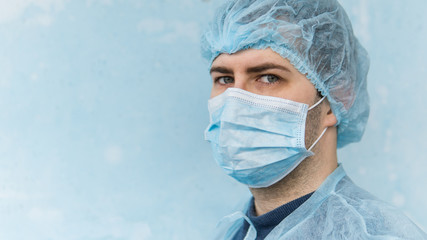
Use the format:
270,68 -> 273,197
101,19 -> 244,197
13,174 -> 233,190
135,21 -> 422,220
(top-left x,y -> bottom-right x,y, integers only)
213,164 -> 427,240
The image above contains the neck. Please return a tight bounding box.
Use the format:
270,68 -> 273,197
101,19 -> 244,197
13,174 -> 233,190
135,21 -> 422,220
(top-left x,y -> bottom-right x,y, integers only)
249,128 -> 338,216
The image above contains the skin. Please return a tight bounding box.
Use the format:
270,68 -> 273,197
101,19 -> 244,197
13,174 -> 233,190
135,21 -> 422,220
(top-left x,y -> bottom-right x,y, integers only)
210,48 -> 338,216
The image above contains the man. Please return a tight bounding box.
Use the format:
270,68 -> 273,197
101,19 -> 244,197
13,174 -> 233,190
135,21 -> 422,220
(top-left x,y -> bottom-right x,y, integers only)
201,0 -> 427,239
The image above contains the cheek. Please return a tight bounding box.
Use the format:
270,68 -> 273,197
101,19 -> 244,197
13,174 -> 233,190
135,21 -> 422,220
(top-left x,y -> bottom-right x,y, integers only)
296,87 -> 318,104
304,106 -> 323,148
210,87 -> 224,98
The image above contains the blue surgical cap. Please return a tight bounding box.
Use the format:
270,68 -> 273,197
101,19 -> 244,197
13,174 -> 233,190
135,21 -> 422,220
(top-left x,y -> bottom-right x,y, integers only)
201,0 -> 370,148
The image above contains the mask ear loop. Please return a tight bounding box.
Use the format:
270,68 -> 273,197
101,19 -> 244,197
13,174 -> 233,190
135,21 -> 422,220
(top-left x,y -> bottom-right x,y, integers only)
308,96 -> 326,111
307,95 -> 327,151
308,127 -> 328,151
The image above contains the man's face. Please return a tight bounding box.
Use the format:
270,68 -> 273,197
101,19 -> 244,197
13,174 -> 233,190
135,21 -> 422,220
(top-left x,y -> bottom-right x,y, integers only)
210,48 -> 324,149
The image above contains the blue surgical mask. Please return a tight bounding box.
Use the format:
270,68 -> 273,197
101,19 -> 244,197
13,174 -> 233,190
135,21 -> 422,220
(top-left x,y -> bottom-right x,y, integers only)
205,88 -> 326,188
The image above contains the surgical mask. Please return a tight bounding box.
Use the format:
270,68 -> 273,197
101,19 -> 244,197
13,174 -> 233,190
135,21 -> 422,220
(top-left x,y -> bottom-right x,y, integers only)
204,88 -> 327,188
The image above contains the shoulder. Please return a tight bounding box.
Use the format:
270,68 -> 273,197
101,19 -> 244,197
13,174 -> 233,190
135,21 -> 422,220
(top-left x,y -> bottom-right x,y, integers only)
316,176 -> 427,239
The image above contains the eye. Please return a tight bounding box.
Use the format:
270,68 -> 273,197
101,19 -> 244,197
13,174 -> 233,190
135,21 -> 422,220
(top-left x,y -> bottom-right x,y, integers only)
216,76 -> 234,85
259,74 -> 279,84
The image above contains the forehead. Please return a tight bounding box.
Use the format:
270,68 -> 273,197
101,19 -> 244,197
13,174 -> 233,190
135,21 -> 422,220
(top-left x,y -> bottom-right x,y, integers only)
211,48 -> 298,73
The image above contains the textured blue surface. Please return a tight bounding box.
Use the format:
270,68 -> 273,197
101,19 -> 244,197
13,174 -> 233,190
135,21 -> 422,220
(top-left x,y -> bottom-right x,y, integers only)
0,0 -> 425,239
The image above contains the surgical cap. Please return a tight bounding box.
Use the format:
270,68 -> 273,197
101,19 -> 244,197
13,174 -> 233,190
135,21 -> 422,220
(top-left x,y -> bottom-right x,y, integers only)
201,0 -> 370,148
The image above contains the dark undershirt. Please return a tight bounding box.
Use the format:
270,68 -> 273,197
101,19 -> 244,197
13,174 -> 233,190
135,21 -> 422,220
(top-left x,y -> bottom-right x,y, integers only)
232,192 -> 314,240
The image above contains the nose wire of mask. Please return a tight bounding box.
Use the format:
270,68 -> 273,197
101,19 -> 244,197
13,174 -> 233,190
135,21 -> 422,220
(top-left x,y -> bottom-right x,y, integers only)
205,88 -> 328,188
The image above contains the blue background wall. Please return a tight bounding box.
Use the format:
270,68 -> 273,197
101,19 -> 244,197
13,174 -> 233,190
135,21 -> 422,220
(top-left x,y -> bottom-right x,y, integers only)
0,0 -> 425,239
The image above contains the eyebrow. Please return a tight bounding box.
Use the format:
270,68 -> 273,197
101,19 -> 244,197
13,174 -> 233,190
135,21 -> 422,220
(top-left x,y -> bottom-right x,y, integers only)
210,63 -> 291,75
210,66 -> 233,74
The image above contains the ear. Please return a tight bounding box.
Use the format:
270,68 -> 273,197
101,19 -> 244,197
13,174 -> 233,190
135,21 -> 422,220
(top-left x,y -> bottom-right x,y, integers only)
322,101 -> 337,128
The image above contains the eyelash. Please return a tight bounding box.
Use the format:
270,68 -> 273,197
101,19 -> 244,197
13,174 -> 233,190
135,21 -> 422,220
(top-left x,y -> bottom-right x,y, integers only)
214,76 -> 233,85
214,74 -> 281,85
